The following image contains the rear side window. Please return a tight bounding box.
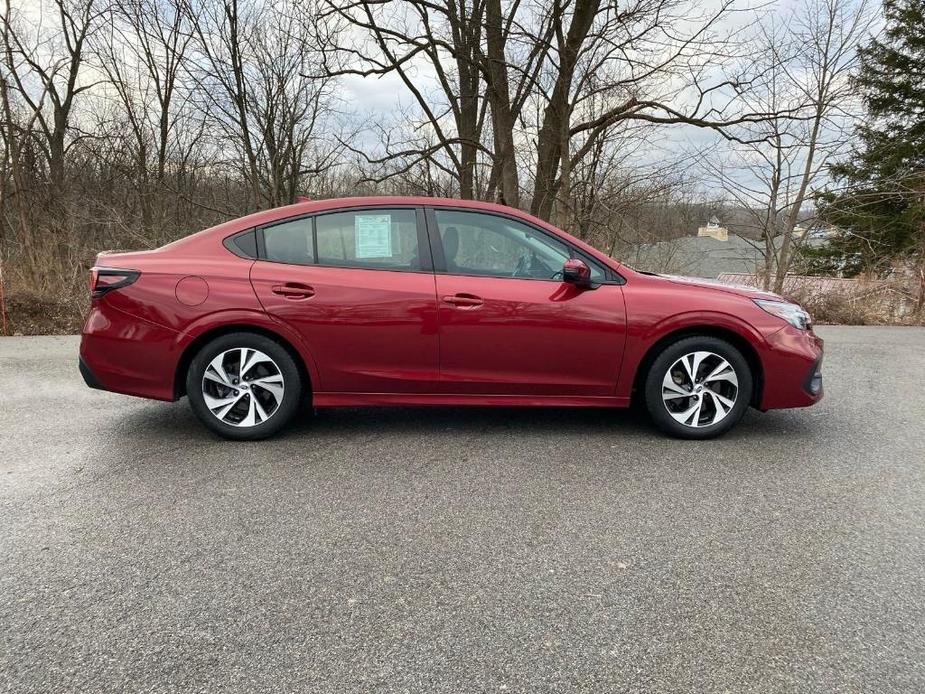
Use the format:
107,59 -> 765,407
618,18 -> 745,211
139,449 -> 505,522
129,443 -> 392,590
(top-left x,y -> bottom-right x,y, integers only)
315,209 -> 421,271
264,217 -> 315,265
224,229 -> 258,258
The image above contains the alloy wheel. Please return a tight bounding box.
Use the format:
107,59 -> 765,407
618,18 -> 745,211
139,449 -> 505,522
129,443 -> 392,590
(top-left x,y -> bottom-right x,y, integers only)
661,350 -> 739,428
201,348 -> 285,427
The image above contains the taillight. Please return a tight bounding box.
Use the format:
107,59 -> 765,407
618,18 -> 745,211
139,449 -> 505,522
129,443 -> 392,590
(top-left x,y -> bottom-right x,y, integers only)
90,267 -> 140,297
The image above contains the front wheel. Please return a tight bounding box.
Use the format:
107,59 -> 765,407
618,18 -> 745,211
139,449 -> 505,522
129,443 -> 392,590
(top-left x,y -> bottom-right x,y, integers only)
186,332 -> 303,440
644,336 -> 753,439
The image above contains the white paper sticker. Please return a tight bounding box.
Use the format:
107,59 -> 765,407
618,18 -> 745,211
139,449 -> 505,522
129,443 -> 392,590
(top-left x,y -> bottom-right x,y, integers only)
355,215 -> 392,258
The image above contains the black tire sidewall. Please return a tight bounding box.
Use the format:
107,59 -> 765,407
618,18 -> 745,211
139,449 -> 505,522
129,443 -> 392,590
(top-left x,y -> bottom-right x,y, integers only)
186,332 -> 303,440
644,336 -> 753,439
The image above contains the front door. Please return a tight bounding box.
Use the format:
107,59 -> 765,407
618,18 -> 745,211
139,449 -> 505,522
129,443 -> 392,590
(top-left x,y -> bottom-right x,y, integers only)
250,207 -> 439,393
430,208 -> 626,396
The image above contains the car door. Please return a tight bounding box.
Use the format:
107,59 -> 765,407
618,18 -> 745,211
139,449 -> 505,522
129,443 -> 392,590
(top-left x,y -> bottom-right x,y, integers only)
429,207 -> 626,396
249,206 -> 439,394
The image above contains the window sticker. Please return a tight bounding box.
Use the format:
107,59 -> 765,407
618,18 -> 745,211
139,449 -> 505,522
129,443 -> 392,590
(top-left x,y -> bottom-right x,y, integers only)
355,214 -> 392,258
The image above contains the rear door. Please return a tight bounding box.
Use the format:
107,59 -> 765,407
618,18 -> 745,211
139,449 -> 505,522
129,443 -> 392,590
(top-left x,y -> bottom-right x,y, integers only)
250,207 -> 439,394
428,207 -> 626,396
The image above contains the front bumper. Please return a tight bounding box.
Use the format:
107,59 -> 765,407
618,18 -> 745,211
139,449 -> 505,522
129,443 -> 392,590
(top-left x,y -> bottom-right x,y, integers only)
758,326 -> 824,410
804,354 -> 824,398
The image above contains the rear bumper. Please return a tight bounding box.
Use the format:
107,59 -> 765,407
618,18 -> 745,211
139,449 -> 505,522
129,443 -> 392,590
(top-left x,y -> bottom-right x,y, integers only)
78,355 -> 106,391
759,326 -> 824,410
79,299 -> 180,401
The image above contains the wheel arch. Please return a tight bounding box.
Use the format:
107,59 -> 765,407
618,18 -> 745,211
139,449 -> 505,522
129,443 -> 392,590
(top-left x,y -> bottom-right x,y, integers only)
630,325 -> 765,408
173,322 -> 314,400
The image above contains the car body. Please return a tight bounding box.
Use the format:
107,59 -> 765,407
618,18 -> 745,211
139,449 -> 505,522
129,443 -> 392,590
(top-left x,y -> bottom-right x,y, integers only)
79,196 -> 823,439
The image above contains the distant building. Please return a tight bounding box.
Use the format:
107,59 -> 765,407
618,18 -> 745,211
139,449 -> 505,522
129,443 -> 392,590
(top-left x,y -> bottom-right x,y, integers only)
805,223 -> 840,240
697,216 -> 728,241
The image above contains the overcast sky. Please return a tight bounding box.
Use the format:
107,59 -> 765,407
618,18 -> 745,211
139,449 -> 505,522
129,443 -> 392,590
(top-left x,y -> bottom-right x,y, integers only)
9,0 -> 875,206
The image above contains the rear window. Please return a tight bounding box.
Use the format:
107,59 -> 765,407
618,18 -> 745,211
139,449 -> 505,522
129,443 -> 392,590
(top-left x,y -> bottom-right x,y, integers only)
224,229 -> 258,259
263,218 -> 314,265
259,209 -> 422,271
315,209 -> 421,271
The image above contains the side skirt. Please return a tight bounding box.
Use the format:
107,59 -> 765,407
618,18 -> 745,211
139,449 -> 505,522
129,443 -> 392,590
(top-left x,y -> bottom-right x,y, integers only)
311,392 -> 631,408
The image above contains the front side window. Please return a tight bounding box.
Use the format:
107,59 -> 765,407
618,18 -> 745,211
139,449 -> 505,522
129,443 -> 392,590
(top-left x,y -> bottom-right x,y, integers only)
316,209 -> 421,271
434,209 -> 604,281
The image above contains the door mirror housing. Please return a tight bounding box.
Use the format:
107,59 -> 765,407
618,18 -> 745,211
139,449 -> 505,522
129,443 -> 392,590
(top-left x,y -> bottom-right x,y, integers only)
562,258 -> 592,287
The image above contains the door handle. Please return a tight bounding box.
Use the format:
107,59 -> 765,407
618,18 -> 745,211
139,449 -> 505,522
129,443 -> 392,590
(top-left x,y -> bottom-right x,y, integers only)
272,282 -> 315,299
442,293 -> 483,308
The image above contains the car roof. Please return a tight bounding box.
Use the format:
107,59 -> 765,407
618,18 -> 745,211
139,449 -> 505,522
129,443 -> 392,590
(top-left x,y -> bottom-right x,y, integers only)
222,196 -> 548,232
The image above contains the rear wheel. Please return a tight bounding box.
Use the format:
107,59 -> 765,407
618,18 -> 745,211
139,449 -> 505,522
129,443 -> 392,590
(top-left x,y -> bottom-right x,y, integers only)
644,336 -> 753,439
186,332 -> 303,440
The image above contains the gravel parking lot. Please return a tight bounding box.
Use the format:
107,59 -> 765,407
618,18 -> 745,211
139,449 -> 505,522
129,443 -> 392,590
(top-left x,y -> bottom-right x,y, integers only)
2,326 -> 924,693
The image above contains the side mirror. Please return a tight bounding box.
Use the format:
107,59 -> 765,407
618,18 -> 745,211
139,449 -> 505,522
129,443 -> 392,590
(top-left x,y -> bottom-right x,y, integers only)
562,258 -> 592,287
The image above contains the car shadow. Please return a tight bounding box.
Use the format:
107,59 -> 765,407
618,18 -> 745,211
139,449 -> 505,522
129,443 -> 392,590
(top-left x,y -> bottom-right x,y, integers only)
299,404 -> 654,437
107,398 -> 817,445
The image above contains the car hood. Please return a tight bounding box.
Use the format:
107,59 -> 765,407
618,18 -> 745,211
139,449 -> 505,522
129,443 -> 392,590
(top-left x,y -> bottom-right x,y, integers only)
657,274 -> 787,301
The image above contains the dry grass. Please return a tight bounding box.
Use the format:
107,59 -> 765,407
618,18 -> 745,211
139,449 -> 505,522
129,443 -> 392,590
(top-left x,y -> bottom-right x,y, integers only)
789,286 -> 924,326
4,290 -> 85,335
1,178 -> 230,335
3,252 -> 90,335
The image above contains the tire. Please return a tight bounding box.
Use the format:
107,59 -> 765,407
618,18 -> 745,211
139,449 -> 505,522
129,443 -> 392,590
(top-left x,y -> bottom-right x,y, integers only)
186,332 -> 304,440
644,336 -> 753,440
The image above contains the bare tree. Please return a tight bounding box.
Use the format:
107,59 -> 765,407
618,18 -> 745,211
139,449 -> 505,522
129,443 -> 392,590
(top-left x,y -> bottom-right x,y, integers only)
2,0 -> 106,188
92,0 -> 198,234
326,0 -> 803,226
703,0 -> 871,291
98,0 -> 194,183
320,0 -> 496,200
524,0 -> 792,224
187,0 -> 340,209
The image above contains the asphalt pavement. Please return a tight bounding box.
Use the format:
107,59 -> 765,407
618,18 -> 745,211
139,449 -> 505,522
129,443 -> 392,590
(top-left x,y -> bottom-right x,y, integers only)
1,326 -> 924,693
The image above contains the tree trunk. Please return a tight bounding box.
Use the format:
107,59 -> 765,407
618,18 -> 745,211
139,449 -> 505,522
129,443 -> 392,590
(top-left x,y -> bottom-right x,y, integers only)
48,115 -> 67,189
554,109 -> 572,232
530,0 -> 599,221
157,109 -> 170,182
1,77 -> 33,257
916,232 -> 925,316
484,0 -> 518,207
224,0 -> 262,209
452,2 -> 481,200
761,134 -> 784,291
774,110 -> 824,294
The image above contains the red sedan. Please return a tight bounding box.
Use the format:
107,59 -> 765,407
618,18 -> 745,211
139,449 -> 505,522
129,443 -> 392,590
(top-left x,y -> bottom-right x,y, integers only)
79,197 -> 823,440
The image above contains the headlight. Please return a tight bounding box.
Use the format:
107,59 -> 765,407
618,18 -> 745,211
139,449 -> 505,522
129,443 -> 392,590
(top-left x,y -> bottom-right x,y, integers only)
753,299 -> 811,330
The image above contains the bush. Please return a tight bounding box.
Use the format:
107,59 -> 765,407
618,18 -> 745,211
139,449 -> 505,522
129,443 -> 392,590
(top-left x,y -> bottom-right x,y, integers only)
788,286 -> 923,326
